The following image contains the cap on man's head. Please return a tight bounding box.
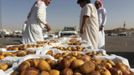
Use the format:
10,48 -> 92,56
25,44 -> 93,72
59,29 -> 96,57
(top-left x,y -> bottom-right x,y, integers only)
77,0 -> 91,4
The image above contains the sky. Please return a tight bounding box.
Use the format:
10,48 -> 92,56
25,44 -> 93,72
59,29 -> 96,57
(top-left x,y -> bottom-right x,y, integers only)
0,0 -> 134,31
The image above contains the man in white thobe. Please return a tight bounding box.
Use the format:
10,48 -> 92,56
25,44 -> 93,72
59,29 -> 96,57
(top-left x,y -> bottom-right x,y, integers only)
95,0 -> 107,49
22,0 -> 51,44
77,0 -> 99,49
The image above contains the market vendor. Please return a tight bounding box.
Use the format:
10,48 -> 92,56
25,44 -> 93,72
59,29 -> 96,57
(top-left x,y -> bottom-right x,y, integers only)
22,0 -> 51,44
77,0 -> 99,49
95,0 -> 107,49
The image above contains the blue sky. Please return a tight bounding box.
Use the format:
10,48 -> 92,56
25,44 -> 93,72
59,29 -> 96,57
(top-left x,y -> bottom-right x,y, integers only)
1,0 -> 134,31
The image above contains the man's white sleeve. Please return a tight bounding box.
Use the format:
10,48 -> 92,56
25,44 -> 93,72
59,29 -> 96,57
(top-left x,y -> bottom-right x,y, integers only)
101,8 -> 107,26
82,5 -> 91,17
37,2 -> 47,26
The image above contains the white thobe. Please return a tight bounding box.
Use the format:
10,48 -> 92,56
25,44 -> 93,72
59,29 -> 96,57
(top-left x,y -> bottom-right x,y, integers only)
80,3 -> 99,49
97,7 -> 107,48
22,1 -> 47,44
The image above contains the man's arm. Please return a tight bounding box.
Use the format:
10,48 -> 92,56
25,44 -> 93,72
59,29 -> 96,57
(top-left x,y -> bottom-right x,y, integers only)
45,23 -> 51,32
80,15 -> 89,34
100,8 -> 107,31
37,1 -> 51,31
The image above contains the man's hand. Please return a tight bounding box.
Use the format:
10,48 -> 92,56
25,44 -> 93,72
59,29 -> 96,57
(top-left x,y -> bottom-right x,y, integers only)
24,21 -> 27,24
45,24 -> 51,32
99,25 -> 104,31
80,16 -> 89,34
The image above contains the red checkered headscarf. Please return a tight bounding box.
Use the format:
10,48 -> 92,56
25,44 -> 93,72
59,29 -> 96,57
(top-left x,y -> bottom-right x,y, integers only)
96,0 -> 103,7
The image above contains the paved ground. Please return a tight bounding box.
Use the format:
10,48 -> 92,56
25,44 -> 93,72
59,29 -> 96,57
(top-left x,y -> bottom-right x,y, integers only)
0,38 -> 21,47
105,36 -> 134,52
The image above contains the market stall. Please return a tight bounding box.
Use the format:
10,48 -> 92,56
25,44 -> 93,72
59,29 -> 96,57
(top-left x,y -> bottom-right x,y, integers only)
0,36 -> 134,75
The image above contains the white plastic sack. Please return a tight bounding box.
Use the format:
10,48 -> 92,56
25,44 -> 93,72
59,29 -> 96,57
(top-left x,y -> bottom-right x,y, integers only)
1,57 -> 21,65
0,70 -> 7,75
5,54 -> 55,75
95,54 -> 130,68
